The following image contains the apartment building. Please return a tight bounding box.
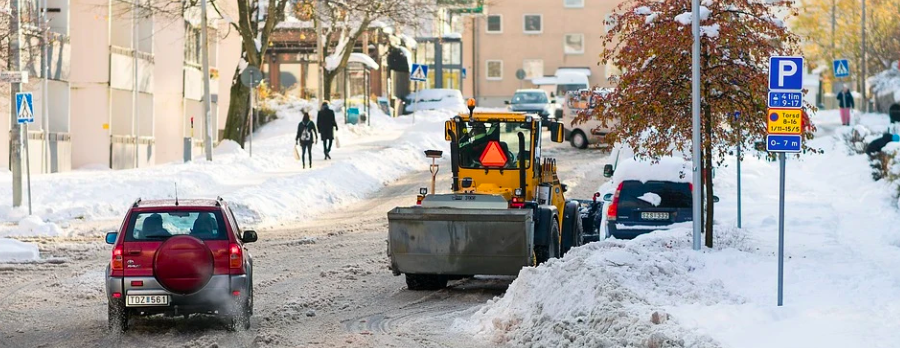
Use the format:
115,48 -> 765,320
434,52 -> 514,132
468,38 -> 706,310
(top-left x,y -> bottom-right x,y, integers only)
460,0 -> 620,106
1,0 -> 240,173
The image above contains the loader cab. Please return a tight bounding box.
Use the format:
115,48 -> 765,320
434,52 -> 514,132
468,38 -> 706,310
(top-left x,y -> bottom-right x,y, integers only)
443,99 -> 564,203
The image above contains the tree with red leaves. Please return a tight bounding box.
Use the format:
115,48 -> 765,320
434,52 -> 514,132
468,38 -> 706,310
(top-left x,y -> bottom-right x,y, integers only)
583,0 -> 818,247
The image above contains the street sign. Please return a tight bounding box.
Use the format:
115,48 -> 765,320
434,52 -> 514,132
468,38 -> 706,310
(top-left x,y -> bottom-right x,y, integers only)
15,92 -> 34,124
768,56 -> 804,91
734,111 -> 740,121
767,108 -> 802,134
240,66 -> 264,88
1,71 -> 28,83
833,59 -> 850,78
410,64 -> 428,81
766,134 -> 802,153
515,69 -> 526,80
767,91 -> 803,108
462,68 -> 467,79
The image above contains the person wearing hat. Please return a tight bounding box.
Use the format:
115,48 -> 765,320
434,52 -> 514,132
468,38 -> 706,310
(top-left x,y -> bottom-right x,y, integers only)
836,85 -> 855,126
317,101 -> 338,160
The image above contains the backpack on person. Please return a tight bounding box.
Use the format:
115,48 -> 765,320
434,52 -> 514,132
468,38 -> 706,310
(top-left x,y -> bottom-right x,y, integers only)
299,122 -> 313,142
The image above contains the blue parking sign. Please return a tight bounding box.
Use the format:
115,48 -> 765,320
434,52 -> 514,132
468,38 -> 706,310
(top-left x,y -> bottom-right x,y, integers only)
769,56 -> 804,91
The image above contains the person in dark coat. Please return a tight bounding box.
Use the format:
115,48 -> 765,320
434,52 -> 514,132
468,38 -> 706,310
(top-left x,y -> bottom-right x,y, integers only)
296,112 -> 318,169
317,101 -> 338,160
836,86 -> 855,126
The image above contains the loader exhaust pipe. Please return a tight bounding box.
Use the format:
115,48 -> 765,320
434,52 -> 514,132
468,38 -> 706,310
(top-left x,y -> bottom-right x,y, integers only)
518,132 -> 527,194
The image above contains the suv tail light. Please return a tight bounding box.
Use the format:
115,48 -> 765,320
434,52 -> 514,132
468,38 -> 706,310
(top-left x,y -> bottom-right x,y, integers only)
111,245 -> 124,271
607,182 -> 624,222
229,244 -> 243,270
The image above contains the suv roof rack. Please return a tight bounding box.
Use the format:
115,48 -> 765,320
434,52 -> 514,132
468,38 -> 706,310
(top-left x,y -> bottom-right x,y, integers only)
215,196 -> 224,207
132,198 -> 142,207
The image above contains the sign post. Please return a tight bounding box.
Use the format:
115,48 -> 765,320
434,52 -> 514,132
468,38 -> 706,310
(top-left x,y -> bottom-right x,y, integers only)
735,111 -> 742,229
16,92 -> 34,215
410,63 -> 428,125
240,66 -> 264,157
767,56 -> 804,307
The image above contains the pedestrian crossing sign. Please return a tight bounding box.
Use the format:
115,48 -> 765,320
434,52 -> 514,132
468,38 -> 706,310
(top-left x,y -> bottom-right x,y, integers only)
833,59 -> 850,78
15,92 -> 33,124
410,64 -> 428,82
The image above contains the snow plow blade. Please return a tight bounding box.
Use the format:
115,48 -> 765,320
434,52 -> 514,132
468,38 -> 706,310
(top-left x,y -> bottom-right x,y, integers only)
387,207 -> 534,276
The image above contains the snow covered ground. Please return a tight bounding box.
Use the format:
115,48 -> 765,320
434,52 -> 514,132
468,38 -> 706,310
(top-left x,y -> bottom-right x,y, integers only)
461,109 -> 900,347
0,97 -> 452,237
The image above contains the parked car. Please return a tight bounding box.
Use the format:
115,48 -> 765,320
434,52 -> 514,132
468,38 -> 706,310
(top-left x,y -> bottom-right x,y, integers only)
404,89 -> 466,114
104,197 -> 257,332
562,88 -> 618,149
506,89 -> 559,125
596,155 -> 715,239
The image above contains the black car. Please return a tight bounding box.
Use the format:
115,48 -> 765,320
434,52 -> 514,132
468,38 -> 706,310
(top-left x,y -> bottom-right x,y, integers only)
605,180 -> 693,239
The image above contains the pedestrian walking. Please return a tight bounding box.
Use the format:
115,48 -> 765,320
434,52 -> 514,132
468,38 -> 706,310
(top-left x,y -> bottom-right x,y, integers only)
296,112 -> 318,169
837,86 -> 855,126
317,101 -> 338,160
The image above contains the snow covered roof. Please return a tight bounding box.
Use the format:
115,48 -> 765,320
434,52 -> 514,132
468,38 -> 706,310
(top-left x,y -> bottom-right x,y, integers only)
532,76 -> 558,85
612,157 -> 692,184
443,32 -> 463,39
397,47 -> 413,71
348,53 -> 379,70
398,33 -> 417,49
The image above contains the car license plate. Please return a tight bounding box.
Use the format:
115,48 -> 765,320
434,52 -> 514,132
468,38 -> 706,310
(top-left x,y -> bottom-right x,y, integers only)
126,295 -> 169,307
641,212 -> 670,220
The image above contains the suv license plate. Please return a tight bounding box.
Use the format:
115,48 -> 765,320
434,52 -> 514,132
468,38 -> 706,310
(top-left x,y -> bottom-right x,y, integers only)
126,295 -> 170,307
641,212 -> 670,220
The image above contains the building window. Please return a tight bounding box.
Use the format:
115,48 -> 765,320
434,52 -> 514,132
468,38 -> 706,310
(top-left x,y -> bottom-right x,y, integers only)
523,59 -> 544,80
184,21 -> 201,65
486,15 -> 502,33
564,0 -> 585,8
564,34 -> 585,55
486,60 -> 503,80
523,14 -> 542,34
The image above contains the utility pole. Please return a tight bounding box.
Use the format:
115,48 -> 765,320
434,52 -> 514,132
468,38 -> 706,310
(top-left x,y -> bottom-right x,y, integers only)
316,0 -> 324,103
861,0 -> 867,112
201,0 -> 213,161
9,0 -> 23,207
691,0 -> 702,250
132,0 -> 139,168
41,0 -> 50,173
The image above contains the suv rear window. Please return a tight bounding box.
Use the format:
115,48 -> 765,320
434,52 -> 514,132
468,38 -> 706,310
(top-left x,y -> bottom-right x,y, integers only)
618,180 -> 691,209
125,211 -> 228,241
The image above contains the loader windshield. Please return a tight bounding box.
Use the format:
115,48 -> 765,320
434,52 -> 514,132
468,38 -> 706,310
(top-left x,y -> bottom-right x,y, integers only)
457,122 -> 532,169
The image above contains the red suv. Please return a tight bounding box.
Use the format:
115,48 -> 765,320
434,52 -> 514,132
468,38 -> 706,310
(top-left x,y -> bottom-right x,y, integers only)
104,198 -> 257,332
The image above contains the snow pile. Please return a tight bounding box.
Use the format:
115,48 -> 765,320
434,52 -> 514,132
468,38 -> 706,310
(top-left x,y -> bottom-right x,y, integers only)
638,192 -> 662,206
674,6 -> 711,25
0,216 -> 65,238
612,157 -> 691,184
0,99 -> 455,230
0,238 -> 40,262
406,89 -> 467,113
461,231 -> 727,347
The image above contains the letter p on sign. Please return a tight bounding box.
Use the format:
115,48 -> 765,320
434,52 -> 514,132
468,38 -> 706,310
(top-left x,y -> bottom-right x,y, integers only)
769,56 -> 804,91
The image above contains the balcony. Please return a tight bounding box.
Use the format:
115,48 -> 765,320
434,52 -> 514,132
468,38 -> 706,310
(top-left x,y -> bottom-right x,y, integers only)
110,45 -> 154,93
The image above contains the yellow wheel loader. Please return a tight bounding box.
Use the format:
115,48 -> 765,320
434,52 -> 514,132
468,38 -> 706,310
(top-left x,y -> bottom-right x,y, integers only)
387,99 -> 594,290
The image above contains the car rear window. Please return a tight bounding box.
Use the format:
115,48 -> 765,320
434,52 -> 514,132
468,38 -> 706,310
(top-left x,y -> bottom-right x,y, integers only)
125,211 -> 228,241
617,180 -> 691,209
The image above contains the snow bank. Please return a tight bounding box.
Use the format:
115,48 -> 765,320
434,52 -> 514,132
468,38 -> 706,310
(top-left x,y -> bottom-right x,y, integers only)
0,216 -> 65,238
0,99 -> 455,231
0,238 -> 40,262
461,231 -> 726,347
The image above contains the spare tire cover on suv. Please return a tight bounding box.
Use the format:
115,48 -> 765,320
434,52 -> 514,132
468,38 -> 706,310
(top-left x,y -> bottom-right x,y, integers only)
154,235 -> 215,294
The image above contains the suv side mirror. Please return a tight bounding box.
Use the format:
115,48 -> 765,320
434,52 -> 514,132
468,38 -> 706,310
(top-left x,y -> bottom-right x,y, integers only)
603,164 -> 614,178
561,184 -> 568,193
242,230 -> 258,243
105,232 -> 118,245
504,100 -> 510,105
549,122 -> 564,143
550,99 -> 556,104
603,193 -> 613,202
713,195 -> 720,203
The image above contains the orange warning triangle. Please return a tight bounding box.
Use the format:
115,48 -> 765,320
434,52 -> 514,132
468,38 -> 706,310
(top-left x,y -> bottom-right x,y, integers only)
480,141 -> 508,167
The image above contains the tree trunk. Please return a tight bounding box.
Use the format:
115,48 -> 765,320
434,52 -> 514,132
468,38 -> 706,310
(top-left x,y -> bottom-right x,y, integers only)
323,69 -> 337,101
704,107 -> 715,248
223,66 -> 252,146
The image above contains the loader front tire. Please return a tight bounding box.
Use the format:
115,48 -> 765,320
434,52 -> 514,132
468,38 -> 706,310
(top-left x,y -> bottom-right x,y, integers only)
405,274 -> 448,290
534,218 -> 560,264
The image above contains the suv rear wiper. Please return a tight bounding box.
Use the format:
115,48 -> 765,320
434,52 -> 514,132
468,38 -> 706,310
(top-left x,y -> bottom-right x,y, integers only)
141,235 -> 172,240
